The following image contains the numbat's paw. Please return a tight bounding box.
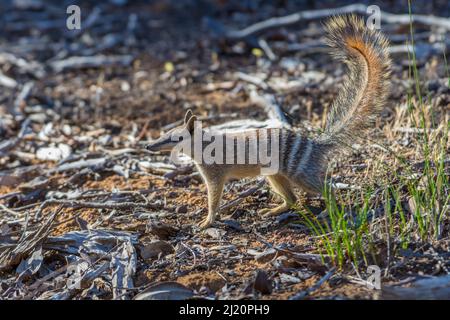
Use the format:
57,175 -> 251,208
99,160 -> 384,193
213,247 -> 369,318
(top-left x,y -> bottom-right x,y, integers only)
199,217 -> 214,229
257,208 -> 274,216
258,205 -> 289,217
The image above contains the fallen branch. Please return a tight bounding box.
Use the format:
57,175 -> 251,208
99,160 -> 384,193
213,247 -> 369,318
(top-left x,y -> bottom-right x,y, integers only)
0,52 -> 45,78
382,275 -> 450,300
50,55 -> 134,72
278,248 -> 328,268
235,72 -> 269,91
47,157 -> 107,174
49,262 -> 110,300
210,118 -> 285,133
14,81 -> 34,112
249,89 -> 291,128
35,199 -> 160,220
0,208 -> 60,272
0,118 -> 30,156
0,203 -> 22,217
0,191 -> 21,201
226,3 -> 450,40
389,42 -> 448,59
258,39 -> 277,61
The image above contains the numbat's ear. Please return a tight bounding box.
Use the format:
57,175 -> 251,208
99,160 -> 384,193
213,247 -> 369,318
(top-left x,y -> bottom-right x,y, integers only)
184,109 -> 193,124
185,114 -> 197,133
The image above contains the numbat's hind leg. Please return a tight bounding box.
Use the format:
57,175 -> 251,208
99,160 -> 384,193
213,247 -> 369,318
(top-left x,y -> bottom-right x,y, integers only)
258,174 -> 297,216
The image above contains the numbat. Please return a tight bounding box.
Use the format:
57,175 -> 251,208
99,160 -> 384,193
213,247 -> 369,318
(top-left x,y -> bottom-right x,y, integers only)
146,15 -> 392,229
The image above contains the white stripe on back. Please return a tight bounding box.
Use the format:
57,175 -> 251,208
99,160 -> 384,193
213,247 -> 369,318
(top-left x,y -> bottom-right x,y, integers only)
297,139 -> 313,174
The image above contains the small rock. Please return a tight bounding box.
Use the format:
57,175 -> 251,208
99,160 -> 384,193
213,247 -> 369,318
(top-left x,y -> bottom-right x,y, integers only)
297,270 -> 315,280
36,144 -> 72,161
279,57 -> 301,73
247,249 -> 261,256
279,273 -> 301,284
28,113 -> 47,123
167,191 -> 178,198
204,227 -> 226,239
62,124 -> 72,136
139,240 -> 174,261
426,79 -> 440,92
120,81 -> 130,91
176,205 -> 188,214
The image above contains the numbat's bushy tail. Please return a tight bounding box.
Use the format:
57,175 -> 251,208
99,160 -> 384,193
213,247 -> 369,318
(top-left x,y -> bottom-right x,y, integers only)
317,14 -> 391,149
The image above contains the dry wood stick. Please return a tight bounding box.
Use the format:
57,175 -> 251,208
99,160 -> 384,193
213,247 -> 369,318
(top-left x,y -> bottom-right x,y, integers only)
226,3 -> 450,40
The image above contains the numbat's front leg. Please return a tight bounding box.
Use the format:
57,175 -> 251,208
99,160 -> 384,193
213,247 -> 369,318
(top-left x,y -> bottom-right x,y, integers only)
199,176 -> 225,229
258,174 -> 297,217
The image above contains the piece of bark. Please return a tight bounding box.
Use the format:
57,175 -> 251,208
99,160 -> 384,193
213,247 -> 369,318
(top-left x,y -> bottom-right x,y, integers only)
50,55 -> 134,72
253,269 -> 272,295
225,4 -> 450,40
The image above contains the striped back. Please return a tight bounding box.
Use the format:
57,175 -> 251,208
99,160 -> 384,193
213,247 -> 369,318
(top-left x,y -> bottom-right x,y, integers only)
202,128 -> 317,176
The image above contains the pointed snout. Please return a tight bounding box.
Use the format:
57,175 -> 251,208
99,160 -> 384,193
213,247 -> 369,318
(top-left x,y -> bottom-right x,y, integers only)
146,141 -> 161,152
145,136 -> 177,153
